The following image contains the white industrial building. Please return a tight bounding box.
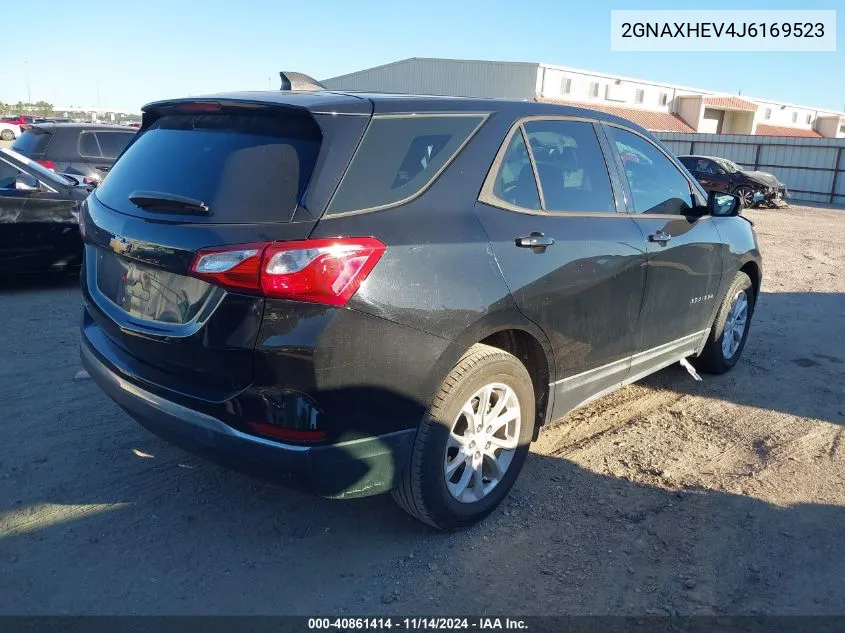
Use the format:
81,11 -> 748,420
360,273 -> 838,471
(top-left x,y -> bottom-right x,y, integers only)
323,58 -> 845,139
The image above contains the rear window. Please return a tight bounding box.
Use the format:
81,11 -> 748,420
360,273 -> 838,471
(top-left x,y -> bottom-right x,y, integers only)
11,129 -> 53,156
94,112 -> 321,224
78,130 -> 135,158
326,114 -> 486,215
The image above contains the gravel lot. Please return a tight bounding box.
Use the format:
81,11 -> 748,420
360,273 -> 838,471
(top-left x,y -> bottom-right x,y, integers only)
1,204 -> 843,615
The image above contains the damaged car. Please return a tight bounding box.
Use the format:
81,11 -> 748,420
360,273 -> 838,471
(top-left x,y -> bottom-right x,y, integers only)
0,147 -> 89,275
678,155 -> 788,209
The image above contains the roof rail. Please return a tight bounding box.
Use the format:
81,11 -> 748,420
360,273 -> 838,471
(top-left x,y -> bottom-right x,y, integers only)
279,72 -> 327,91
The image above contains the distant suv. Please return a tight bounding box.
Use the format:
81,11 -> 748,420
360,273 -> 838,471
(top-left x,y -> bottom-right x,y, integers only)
12,123 -> 135,185
678,154 -> 788,208
80,93 -> 761,529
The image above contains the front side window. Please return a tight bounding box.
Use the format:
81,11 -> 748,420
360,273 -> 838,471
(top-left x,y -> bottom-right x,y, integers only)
327,115 -> 485,214
698,159 -> 721,174
0,159 -> 23,189
609,127 -> 694,215
491,130 -> 540,211
523,120 -> 614,213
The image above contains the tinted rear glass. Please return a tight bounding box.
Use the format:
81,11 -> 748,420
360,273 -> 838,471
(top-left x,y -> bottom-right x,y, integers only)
94,112 -> 321,224
11,129 -> 52,156
96,131 -> 135,158
326,115 -> 485,215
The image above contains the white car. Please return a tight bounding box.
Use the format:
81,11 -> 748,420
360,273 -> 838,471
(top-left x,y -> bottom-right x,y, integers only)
0,121 -> 21,141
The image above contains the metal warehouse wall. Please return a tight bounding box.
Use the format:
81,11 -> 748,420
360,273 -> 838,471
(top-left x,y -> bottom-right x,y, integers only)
657,132 -> 845,205
322,58 -> 539,100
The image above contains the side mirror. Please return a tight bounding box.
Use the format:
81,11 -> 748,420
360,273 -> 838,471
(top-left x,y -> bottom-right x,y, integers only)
708,191 -> 740,217
716,168 -> 727,175
14,174 -> 39,191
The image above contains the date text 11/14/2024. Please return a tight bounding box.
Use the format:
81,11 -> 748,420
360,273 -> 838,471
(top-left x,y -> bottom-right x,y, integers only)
307,618 -> 529,630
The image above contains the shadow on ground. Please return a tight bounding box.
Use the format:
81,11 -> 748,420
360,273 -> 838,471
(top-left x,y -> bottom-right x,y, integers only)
640,291 -> 845,427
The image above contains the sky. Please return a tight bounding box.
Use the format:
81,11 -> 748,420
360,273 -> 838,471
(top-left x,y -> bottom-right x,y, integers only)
0,0 -> 842,114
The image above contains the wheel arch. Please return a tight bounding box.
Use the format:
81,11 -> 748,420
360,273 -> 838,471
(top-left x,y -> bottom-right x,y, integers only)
739,259 -> 761,298
427,307 -> 556,440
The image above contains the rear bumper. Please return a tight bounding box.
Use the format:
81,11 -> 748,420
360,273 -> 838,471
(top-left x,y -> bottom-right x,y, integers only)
81,340 -> 416,499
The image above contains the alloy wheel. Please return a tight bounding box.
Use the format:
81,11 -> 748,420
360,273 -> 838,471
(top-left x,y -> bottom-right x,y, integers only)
722,290 -> 749,359
737,188 -> 753,208
444,382 -> 521,504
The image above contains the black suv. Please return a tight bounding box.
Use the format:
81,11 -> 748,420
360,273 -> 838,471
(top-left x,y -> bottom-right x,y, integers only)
12,123 -> 136,186
80,92 -> 761,529
678,154 -> 788,208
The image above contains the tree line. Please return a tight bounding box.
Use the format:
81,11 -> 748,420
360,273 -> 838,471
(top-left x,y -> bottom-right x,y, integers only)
0,101 -> 56,115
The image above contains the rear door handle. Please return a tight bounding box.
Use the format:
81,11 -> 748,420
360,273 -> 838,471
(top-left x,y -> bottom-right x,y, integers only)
515,232 -> 555,249
648,231 -> 672,244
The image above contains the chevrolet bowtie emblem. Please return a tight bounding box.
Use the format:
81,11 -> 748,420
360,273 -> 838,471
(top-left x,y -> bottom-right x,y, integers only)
109,236 -> 133,255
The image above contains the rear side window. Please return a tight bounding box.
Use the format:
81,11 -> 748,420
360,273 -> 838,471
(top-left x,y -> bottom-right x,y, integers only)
95,131 -> 135,158
491,130 -> 540,210
94,112 -> 321,224
326,115 -> 486,215
79,131 -> 101,157
11,129 -> 52,156
523,120 -> 614,213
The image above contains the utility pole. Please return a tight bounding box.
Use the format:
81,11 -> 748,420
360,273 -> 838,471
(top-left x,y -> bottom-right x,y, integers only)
25,61 -> 31,110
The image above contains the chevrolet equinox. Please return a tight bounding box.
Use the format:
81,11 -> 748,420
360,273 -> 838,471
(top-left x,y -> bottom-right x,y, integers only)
80,92 -> 762,529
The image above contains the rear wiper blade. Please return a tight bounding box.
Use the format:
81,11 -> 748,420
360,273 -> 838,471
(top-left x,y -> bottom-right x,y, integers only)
128,191 -> 211,215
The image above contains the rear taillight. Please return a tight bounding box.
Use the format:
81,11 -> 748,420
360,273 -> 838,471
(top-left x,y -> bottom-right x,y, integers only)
36,159 -> 55,171
189,238 -> 386,307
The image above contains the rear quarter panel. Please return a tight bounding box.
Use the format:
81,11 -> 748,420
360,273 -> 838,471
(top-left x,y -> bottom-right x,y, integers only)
308,110 -> 555,426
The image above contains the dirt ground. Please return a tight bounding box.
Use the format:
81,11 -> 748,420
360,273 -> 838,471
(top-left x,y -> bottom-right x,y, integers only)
1,204 -> 843,615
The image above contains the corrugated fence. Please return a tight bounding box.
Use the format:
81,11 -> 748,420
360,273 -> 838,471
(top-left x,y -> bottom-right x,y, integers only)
656,132 -> 845,205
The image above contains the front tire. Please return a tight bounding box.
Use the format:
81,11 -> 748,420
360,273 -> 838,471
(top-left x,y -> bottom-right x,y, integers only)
0,130 -> 14,141
694,272 -> 754,374
734,186 -> 754,209
392,344 -> 535,530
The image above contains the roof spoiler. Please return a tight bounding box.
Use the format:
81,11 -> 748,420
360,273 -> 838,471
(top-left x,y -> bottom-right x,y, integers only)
279,72 -> 326,92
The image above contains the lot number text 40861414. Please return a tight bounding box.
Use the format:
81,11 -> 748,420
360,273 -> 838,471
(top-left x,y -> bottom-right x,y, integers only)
307,617 -> 529,630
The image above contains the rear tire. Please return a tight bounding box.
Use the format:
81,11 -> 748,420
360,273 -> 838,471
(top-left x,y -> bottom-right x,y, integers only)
0,130 -> 14,141
694,272 -> 754,374
392,343 -> 535,530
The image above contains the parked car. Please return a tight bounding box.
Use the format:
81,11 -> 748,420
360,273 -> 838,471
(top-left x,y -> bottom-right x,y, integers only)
0,121 -> 22,141
80,92 -> 761,529
0,147 -> 89,274
1,115 -> 37,129
678,155 -> 788,208
11,123 -> 136,186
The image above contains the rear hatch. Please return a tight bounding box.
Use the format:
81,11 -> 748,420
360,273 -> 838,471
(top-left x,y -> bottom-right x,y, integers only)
11,126 -> 54,167
82,97 -> 371,401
